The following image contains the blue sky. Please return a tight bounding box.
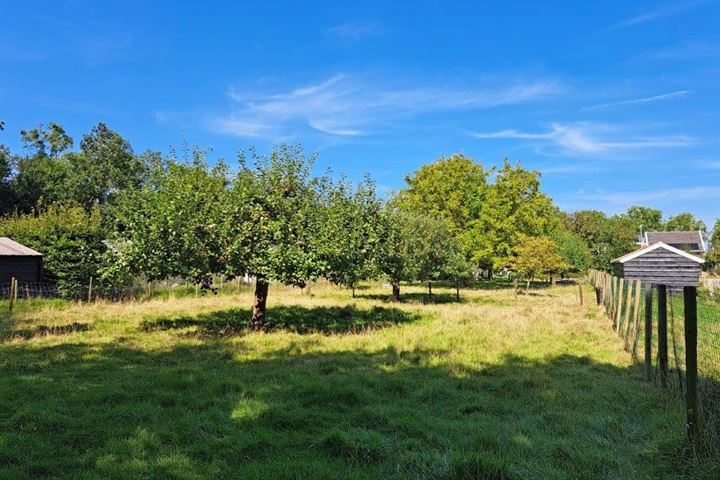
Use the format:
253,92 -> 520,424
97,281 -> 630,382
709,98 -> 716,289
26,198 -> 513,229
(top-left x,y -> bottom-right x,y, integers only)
1,1 -> 719,225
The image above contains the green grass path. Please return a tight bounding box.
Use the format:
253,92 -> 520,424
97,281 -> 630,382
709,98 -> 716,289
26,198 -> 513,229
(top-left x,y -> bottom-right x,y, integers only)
0,283 -> 711,479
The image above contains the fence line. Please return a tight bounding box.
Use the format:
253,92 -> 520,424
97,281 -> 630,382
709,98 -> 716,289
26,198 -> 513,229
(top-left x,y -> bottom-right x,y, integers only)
589,270 -> 720,456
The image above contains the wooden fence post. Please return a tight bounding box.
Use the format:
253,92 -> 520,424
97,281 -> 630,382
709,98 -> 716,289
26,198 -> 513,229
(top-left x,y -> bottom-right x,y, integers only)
629,280 -> 642,354
623,280 -> 635,344
614,278 -> 624,330
621,279 -> 632,337
683,286 -> 698,444
578,282 -> 584,305
87,276 -> 94,303
8,277 -> 16,313
657,285 -> 668,387
644,284 -> 653,381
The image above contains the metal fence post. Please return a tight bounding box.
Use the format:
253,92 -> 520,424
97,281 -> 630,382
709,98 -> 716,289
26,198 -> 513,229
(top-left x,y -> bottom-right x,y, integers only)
657,285 -> 668,387
683,286 -> 698,444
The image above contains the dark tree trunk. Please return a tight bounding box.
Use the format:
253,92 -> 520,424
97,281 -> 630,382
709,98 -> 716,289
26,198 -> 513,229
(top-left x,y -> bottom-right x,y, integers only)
351,283 -> 355,298
455,282 -> 460,302
391,279 -> 400,301
252,277 -> 269,329
488,269 -> 493,280
428,281 -> 432,298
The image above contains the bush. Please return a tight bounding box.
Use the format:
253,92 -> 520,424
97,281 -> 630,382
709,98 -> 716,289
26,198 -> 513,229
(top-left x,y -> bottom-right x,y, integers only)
0,204 -> 110,298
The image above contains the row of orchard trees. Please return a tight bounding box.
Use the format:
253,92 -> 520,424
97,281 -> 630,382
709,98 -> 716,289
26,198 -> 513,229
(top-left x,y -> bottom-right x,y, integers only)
3,121 -> 716,308
108,145 -> 474,327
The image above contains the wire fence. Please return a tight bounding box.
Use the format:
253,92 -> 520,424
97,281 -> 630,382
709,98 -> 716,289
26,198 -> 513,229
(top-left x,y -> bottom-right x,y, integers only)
589,270 -> 720,456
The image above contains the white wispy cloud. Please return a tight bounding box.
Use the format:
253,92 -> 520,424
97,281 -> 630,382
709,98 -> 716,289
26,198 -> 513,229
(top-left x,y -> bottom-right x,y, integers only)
471,123 -> 696,154
211,74 -> 562,138
324,22 -> 384,42
583,90 -> 690,110
571,186 -> 718,206
632,41 -> 720,61
606,1 -> 715,31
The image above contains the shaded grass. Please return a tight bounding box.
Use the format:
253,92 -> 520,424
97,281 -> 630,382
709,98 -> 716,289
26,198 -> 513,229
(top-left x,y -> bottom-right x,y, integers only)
0,283 -> 714,479
141,304 -> 419,336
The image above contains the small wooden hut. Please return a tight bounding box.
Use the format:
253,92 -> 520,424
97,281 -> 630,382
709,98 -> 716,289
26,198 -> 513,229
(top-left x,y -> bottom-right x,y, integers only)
0,237 -> 43,284
611,242 -> 704,287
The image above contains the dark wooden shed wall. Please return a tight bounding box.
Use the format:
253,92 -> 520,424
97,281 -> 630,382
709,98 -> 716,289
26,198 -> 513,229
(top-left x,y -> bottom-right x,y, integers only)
0,256 -> 42,283
619,248 -> 701,287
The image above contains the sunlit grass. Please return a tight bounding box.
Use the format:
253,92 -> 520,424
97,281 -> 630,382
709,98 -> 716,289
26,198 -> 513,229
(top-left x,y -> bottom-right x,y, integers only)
0,281 -> 714,479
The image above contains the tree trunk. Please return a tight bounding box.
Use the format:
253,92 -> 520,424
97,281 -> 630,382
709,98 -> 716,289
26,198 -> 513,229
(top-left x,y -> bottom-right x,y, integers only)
455,282 -> 460,302
428,281 -> 432,298
391,279 -> 400,301
351,283 -> 355,298
488,269 -> 493,280
526,277 -> 531,291
252,277 -> 269,329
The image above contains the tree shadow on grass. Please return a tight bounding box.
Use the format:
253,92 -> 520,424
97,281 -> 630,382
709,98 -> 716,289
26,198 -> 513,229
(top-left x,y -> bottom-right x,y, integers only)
355,292 -> 466,305
0,322 -> 91,342
0,340 -> 700,480
141,305 -> 421,336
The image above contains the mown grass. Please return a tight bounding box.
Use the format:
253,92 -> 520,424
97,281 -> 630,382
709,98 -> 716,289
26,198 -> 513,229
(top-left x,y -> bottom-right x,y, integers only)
0,282 -> 715,479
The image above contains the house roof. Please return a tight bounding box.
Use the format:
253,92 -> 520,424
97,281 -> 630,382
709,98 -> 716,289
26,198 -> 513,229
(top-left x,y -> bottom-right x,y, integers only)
644,231 -> 705,251
0,237 -> 43,256
612,241 -> 704,264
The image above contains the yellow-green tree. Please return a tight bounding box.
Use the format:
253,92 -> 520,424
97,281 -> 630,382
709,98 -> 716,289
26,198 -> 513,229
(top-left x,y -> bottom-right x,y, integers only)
510,236 -> 566,290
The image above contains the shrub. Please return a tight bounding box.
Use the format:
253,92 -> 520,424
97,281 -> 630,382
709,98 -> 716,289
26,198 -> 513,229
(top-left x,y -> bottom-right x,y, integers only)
0,204 -> 110,298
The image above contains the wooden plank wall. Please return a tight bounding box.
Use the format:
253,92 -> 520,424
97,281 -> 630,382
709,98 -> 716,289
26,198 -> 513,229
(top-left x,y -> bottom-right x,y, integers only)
620,248 -> 700,287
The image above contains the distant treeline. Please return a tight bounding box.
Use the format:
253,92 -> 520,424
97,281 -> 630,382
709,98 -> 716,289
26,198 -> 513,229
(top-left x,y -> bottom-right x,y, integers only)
0,122 -> 717,323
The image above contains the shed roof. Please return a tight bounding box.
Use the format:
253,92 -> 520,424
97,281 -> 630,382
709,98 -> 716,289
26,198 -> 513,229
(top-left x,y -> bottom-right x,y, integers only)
612,242 -> 704,264
0,238 -> 43,256
645,231 -> 705,250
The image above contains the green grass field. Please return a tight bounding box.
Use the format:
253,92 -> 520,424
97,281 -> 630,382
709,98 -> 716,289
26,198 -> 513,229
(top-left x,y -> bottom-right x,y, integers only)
0,282 -> 716,479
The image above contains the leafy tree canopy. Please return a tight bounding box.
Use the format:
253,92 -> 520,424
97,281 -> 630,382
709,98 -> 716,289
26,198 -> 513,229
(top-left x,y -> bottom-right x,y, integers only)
665,212 -> 706,232
395,153 -> 487,234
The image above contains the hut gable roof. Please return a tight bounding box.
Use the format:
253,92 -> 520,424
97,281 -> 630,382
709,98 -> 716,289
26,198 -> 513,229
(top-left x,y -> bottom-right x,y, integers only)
642,231 -> 705,252
0,238 -> 42,256
612,241 -> 704,265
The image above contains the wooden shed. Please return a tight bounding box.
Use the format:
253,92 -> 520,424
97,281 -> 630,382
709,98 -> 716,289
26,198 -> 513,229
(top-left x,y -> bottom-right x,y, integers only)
611,242 -> 704,287
0,237 -> 43,284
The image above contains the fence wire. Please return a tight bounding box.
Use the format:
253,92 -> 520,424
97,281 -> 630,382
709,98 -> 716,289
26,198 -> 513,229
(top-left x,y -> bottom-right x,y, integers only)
589,270 -> 720,455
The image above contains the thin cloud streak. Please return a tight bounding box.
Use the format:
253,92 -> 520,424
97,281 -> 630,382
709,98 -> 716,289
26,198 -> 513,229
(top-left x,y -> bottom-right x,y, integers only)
606,1 -> 714,31
570,186 -> 718,206
212,74 -> 562,138
632,41 -> 720,61
583,90 -> 690,110
324,22 -> 384,42
471,123 -> 696,154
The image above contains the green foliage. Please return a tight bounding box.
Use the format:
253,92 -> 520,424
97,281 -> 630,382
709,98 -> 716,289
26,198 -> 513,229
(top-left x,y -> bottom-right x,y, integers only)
0,144 -> 15,215
626,205 -> 664,232
374,208 -> 425,287
0,204 -> 108,298
109,150 -> 228,285
665,212 -> 706,232
568,210 -> 637,271
20,122 -> 73,157
510,236 -> 566,284
395,153 -> 487,234
551,229 -> 592,274
66,122 -> 147,208
467,160 -> 559,270
704,219 -> 720,273
8,122 -> 147,213
222,144 -> 325,287
320,175 -> 383,292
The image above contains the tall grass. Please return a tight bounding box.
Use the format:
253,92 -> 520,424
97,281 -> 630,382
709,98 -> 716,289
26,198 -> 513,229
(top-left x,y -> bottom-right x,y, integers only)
0,282 -> 714,479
